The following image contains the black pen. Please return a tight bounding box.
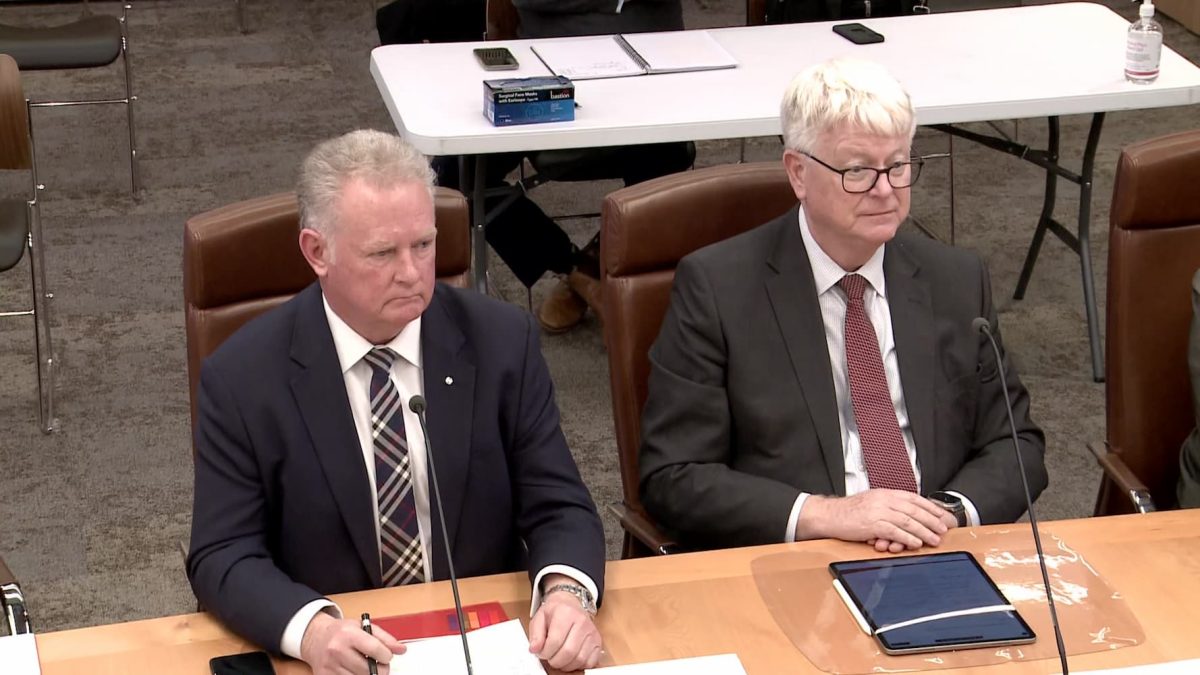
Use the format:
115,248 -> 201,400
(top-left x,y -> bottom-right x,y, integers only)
361,613 -> 378,675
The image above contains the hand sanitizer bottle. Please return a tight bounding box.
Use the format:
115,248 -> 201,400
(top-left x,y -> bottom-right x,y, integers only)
1126,0 -> 1163,84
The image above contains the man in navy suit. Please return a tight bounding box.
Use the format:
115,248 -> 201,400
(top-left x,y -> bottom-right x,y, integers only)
187,130 -> 606,674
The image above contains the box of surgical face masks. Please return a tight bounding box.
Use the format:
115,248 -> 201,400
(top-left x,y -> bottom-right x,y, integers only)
483,76 -> 575,127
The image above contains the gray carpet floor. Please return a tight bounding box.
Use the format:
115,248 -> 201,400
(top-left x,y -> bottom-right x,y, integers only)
0,0 -> 1197,634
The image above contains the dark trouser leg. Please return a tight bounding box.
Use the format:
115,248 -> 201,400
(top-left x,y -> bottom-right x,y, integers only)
433,154 -> 575,288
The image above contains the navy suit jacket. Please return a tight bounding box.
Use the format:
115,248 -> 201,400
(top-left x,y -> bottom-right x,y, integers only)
640,207 -> 1047,550
187,283 -> 605,652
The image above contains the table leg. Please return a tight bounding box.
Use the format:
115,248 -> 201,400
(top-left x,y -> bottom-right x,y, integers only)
466,155 -> 489,293
1013,114 -> 1106,381
1013,117 -> 1060,302
935,113 -> 1107,382
1078,113 -> 1107,382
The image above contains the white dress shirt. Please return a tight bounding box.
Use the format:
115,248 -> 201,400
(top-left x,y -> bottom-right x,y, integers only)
784,208 -> 980,543
281,296 -> 594,657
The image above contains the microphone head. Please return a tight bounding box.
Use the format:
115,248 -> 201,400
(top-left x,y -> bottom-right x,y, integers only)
408,395 -> 427,414
972,317 -> 992,335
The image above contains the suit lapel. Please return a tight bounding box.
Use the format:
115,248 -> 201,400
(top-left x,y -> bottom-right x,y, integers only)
884,238 -> 937,488
288,284 -> 382,587
764,209 -> 846,494
419,288 -> 475,581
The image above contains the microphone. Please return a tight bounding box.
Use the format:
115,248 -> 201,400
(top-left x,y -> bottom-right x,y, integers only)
409,394 -> 474,675
974,317 -> 1068,675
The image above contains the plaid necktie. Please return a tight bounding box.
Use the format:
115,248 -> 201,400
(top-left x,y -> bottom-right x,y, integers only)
838,274 -> 918,493
363,347 -> 426,586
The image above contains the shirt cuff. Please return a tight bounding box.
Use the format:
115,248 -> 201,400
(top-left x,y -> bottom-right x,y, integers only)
785,493 -> 811,543
280,599 -> 341,659
944,490 -> 981,527
529,565 -> 598,616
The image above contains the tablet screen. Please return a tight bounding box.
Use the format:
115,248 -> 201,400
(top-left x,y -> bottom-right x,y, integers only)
830,551 -> 1036,654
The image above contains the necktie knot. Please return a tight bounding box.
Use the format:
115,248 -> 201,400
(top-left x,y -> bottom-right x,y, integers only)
839,273 -> 868,304
364,347 -> 399,376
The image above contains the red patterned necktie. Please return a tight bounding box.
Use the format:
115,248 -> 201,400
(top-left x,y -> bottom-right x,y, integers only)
838,274 -> 918,493
364,347 -> 426,586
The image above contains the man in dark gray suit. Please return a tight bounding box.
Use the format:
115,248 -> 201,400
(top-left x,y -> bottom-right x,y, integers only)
1178,269 -> 1200,508
639,59 -> 1047,554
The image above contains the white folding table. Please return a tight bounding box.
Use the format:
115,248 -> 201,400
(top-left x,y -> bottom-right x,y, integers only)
371,2 -> 1200,381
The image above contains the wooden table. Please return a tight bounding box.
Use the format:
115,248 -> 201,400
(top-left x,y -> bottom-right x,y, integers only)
34,511 -> 1200,674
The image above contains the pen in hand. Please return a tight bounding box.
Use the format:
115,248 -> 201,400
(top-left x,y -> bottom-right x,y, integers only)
361,613 -> 378,675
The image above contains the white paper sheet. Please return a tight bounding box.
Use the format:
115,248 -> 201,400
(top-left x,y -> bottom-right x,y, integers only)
392,618 -> 545,675
586,653 -> 747,675
531,37 -> 645,80
1058,659 -> 1200,674
619,31 -> 737,74
0,633 -> 41,674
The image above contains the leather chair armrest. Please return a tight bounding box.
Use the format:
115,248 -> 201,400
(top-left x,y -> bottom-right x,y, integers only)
0,555 -> 31,635
609,504 -> 679,556
1088,441 -> 1157,513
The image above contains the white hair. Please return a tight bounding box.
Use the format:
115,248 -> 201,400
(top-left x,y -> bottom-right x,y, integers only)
780,58 -> 916,153
296,129 -> 435,245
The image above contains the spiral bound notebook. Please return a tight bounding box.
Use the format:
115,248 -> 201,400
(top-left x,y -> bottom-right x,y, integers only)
530,31 -> 737,81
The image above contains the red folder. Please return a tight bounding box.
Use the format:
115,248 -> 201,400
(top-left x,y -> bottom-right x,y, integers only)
373,602 -> 510,641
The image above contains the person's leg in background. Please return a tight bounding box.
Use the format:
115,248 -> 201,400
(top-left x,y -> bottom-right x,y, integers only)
552,141 -> 697,328
432,154 -> 590,331
432,140 -> 694,333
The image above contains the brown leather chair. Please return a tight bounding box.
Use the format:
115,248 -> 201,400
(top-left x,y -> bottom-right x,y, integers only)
182,188 -> 471,436
1090,129 -> 1200,516
0,554 -> 30,635
601,162 -> 797,558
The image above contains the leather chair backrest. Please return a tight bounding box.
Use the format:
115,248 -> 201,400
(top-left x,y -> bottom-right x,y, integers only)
1100,129 -> 1200,515
601,162 -> 797,521
183,188 -> 471,435
0,54 -> 32,171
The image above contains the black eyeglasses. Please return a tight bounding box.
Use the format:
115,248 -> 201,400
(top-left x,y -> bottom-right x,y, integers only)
800,152 -> 926,194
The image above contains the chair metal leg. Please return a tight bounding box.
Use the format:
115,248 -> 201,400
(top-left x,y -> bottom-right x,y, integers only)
120,4 -> 140,196
236,0 -> 248,34
27,201 -> 58,434
25,100 -> 58,433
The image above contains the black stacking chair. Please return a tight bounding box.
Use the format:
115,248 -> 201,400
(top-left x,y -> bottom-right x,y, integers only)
0,0 -> 139,194
0,54 -> 57,434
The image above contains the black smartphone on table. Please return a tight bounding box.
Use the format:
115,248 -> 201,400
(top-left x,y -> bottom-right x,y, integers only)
833,23 -> 885,45
210,651 -> 275,675
473,47 -> 520,71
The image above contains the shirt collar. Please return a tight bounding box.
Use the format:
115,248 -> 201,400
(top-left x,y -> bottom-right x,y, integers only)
322,294 -> 422,374
797,207 -> 887,299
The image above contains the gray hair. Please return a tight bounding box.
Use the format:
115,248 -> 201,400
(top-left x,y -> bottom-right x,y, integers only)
780,58 -> 916,153
297,129 -> 435,242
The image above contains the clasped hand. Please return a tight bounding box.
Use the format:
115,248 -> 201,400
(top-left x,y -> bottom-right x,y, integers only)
801,489 -> 959,553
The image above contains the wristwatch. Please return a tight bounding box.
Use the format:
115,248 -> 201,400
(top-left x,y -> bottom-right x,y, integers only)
544,583 -> 597,617
928,491 -> 969,528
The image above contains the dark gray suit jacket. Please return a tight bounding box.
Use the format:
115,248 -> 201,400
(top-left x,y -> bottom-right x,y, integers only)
639,207 -> 1047,550
1178,269 -> 1200,509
